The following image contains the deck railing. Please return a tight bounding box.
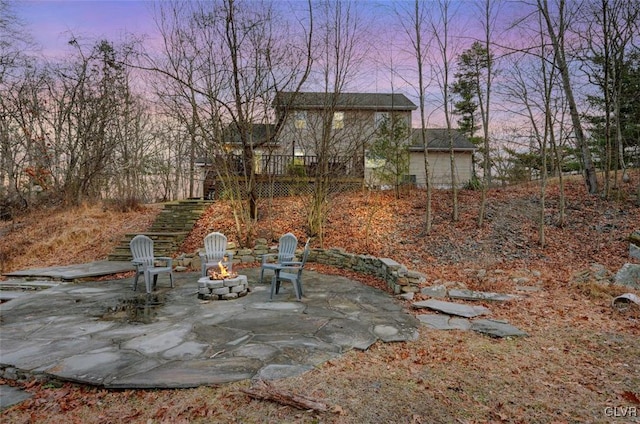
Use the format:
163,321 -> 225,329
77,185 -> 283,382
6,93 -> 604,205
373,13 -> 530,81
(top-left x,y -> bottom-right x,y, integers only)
219,154 -> 364,178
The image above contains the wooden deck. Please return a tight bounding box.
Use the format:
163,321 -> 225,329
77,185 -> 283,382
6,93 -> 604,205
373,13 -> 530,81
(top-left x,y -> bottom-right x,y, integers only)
204,154 -> 365,199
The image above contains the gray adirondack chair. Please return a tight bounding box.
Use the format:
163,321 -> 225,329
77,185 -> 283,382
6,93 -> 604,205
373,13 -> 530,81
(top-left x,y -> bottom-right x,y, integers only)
129,235 -> 174,293
259,232 -> 298,283
200,232 -> 233,277
270,238 -> 312,301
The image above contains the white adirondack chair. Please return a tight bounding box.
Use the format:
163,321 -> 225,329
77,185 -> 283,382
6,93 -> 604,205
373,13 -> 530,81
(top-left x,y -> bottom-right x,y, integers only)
129,235 -> 174,293
259,232 -> 298,283
270,238 -> 312,301
200,232 -> 233,277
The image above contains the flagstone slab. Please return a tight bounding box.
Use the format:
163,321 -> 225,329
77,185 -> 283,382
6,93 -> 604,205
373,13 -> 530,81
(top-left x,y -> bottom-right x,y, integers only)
122,323 -> 193,355
3,261 -> 134,281
45,349 -> 154,386
1,267 -> 419,389
417,314 -> 471,331
448,289 -> 519,302
412,299 -> 491,318
107,358 -> 262,389
470,319 -> 528,338
0,385 -> 32,410
420,285 -> 448,298
315,318 -> 378,350
373,324 -> 419,342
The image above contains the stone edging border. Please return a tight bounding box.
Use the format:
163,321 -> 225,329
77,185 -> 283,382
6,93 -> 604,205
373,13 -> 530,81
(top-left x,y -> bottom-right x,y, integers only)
175,245 -> 427,295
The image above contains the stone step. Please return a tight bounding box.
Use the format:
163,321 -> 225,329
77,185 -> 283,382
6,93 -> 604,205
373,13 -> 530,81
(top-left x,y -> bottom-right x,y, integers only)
152,215 -> 200,221
108,200 -> 212,262
108,248 -> 178,262
166,198 -> 213,204
156,209 -> 204,216
122,232 -> 190,241
0,280 -> 60,290
110,245 -> 177,256
109,253 -> 172,262
153,212 -> 200,219
160,206 -> 211,213
149,221 -> 197,233
161,205 -> 209,211
107,254 -> 132,262
113,240 -> 179,249
112,240 -> 182,251
153,214 -> 200,220
152,217 -> 200,224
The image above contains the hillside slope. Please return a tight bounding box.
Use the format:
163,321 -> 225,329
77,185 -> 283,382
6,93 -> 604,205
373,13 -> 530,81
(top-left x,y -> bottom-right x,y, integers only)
182,177 -> 639,286
1,177 -> 639,423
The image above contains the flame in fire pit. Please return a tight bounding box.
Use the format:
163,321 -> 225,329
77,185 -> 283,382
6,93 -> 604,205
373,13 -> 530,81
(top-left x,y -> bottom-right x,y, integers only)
208,258 -> 237,280
217,260 -> 230,278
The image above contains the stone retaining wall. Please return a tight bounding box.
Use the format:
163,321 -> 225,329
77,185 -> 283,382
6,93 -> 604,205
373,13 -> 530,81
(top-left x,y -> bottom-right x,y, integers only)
175,240 -> 426,295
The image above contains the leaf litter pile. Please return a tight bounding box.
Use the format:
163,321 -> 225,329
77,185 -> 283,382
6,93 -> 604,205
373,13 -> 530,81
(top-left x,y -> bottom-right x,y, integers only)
1,176 -> 639,423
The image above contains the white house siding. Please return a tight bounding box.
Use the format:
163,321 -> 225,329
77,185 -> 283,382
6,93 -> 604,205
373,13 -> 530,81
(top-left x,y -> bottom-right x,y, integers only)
409,151 -> 473,189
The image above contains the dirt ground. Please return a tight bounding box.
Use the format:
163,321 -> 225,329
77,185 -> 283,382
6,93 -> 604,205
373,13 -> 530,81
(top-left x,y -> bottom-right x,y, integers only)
1,175 -> 639,423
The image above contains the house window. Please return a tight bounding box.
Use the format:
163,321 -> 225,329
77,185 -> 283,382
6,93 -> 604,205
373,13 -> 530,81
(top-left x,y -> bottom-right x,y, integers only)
332,111 -> 344,129
375,112 -> 389,129
294,111 -> 306,129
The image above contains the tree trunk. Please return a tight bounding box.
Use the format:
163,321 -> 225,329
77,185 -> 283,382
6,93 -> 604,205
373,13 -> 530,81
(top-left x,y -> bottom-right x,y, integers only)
539,0 -> 598,194
412,0 -> 432,234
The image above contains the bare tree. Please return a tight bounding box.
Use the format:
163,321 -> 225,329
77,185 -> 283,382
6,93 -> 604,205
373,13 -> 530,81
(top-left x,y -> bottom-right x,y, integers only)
397,0 -> 434,233
476,0 -> 500,227
144,0 -> 313,245
0,0 -> 36,212
431,0 -> 459,221
533,10 -> 556,247
149,1 -> 219,203
537,0 -> 598,194
580,0 -> 639,198
0,34 -> 147,208
502,23 -> 573,243
301,0 -> 367,245
41,39 -> 137,205
107,87 -> 157,201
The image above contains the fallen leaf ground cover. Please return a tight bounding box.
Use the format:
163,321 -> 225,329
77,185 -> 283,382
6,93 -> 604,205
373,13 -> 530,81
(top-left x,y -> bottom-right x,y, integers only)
1,175 -> 639,423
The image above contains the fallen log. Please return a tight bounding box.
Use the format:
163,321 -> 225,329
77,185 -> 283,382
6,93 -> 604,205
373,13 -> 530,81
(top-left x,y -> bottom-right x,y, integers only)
241,379 -> 330,412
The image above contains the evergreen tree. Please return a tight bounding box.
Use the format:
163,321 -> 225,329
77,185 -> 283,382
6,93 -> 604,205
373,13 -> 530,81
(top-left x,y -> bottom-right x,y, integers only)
451,41 -> 492,181
451,41 -> 490,140
368,114 -> 411,199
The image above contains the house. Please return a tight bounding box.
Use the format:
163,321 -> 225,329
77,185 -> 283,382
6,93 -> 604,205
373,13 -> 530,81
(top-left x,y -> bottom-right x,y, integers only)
203,92 -> 476,197
272,92 -> 417,178
408,128 -> 477,188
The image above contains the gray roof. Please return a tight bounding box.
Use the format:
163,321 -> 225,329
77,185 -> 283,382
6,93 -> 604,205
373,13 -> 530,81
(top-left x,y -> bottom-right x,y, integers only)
409,128 -> 477,151
274,92 -> 417,111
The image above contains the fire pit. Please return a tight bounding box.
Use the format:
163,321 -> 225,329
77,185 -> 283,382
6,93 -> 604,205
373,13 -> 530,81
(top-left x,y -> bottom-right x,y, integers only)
207,260 -> 237,281
197,262 -> 249,300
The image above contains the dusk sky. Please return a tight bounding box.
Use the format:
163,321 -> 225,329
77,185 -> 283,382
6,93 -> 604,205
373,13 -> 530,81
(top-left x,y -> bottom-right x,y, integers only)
11,0 -> 530,127
14,0 -> 490,61
15,1 -> 159,57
